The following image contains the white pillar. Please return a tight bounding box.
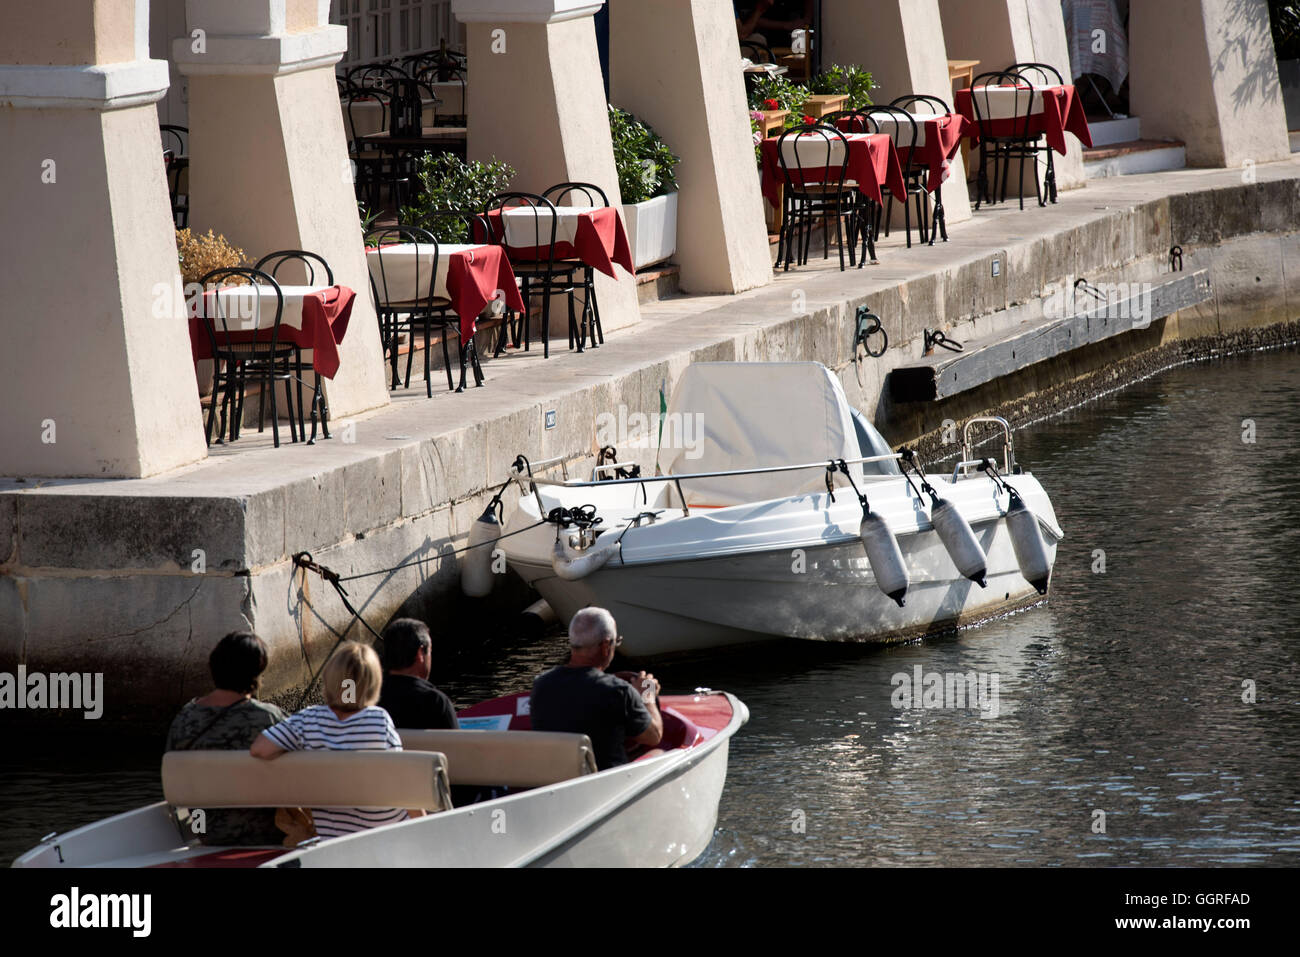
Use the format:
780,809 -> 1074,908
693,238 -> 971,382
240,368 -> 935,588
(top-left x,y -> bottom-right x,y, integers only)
822,0 -> 972,229
0,0 -> 209,479
454,0 -> 641,334
173,0 -> 391,420
608,0 -> 771,294
1131,0 -> 1290,168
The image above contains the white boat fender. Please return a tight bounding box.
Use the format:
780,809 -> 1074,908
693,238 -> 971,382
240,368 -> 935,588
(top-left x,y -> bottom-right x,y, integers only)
1005,491 -> 1051,595
460,503 -> 503,597
896,446 -> 984,589
551,535 -> 621,581
929,494 -> 988,587
859,508 -> 909,607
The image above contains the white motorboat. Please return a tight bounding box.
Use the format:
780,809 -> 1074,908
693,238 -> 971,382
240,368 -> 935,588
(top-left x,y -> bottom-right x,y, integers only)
12,690 -> 747,869
490,362 -> 1064,657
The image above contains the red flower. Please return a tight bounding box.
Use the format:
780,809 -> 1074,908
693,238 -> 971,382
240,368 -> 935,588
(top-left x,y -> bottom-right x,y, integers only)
802,115 -> 816,125
764,98 -> 779,110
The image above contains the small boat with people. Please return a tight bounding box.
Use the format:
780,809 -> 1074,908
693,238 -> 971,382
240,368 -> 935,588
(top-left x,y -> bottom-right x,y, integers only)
12,689 -> 748,868
475,362 -> 1064,657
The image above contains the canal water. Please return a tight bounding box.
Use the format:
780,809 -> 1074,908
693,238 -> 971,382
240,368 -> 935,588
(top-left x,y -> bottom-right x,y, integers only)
3,348 -> 1298,866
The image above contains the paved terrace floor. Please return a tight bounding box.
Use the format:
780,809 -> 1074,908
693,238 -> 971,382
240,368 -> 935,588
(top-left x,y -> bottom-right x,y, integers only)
6,158 -> 1300,502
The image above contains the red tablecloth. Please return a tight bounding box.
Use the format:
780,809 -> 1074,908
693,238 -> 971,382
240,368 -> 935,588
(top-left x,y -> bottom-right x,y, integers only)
188,285 -> 356,379
955,84 -> 1093,154
487,205 -> 634,279
760,132 -> 908,208
445,244 -> 527,340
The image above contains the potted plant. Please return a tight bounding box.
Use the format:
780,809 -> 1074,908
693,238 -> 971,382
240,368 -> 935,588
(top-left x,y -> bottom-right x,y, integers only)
609,105 -> 680,270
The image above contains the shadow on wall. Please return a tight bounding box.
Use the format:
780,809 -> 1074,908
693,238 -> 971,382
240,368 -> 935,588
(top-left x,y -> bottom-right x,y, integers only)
1225,0 -> 1286,109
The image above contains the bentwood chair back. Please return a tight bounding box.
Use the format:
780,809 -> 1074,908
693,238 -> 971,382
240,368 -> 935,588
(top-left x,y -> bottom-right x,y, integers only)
890,94 -> 951,115
1005,62 -> 1063,86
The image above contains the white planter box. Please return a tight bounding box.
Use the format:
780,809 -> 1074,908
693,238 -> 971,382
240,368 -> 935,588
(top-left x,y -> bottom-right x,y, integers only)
622,191 -> 677,270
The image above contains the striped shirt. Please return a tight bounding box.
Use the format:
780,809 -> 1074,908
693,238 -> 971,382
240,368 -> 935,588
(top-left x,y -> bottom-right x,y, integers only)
260,705 -> 408,839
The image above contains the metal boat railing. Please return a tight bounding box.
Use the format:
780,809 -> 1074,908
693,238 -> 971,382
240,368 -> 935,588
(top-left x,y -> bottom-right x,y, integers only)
513,453 -> 904,517
959,416 -> 1016,477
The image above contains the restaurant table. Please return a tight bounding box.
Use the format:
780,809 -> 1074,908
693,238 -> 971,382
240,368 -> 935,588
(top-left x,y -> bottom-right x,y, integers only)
760,132 -> 908,233
342,96 -> 439,137
955,83 -> 1093,155
365,242 -> 527,342
356,126 -> 468,156
854,112 -> 972,244
489,205 -> 634,279
189,284 -> 356,379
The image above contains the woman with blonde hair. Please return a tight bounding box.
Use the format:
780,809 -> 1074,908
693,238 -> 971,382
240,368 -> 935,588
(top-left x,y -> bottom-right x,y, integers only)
251,641 -> 412,839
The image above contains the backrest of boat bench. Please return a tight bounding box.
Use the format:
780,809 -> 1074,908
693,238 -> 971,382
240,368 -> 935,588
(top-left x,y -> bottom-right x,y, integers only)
398,729 -> 597,787
162,750 -> 452,811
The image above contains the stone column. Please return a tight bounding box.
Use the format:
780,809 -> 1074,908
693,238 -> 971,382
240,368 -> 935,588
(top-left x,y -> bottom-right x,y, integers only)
0,0 -> 208,479
1131,0 -> 1289,168
822,0 -> 972,230
938,0 -> 1086,193
173,0 -> 390,420
453,0 -> 641,334
608,0 -> 771,294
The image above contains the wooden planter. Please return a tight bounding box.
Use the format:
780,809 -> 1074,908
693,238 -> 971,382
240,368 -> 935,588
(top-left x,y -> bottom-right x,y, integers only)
801,94 -> 848,119
758,109 -> 790,138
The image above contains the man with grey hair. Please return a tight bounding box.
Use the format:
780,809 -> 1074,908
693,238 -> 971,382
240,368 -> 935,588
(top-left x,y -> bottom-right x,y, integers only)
530,607 -> 663,771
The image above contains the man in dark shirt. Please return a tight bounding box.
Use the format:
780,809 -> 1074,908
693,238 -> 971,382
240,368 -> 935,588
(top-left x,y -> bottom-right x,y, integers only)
377,618 -> 459,730
530,608 -> 663,771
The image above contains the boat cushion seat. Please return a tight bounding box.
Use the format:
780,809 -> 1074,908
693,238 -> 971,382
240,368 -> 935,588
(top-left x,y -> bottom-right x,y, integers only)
398,729 -> 597,787
161,750 -> 452,811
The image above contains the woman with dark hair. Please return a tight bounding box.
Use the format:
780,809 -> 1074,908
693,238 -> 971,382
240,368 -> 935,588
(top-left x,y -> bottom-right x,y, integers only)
165,631 -> 287,846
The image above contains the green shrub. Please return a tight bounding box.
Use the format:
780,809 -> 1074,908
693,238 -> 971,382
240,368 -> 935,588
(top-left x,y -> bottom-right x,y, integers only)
609,106 -> 679,204
403,153 -> 516,243
809,64 -> 874,109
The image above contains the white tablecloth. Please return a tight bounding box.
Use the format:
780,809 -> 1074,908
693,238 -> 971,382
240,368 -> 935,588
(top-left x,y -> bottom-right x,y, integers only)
778,132 -> 874,169
500,206 -> 589,247
866,112 -> 934,148
366,243 -> 483,303
193,284 -> 327,333
971,84 -> 1053,120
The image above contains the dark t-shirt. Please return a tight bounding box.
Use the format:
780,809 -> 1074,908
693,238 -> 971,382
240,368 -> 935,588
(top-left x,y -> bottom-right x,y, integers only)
530,667 -> 652,771
378,673 -> 459,731
165,697 -> 287,846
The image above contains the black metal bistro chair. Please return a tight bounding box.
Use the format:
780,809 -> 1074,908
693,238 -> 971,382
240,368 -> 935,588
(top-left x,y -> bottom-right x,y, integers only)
775,124 -> 857,271
196,267 -> 298,448
542,181 -> 609,351
484,192 -> 585,359
253,250 -> 335,442
365,224 -> 464,395
865,106 -> 930,248
970,71 -> 1042,210
344,88 -> 410,209
820,111 -> 880,263
1007,62 -> 1064,203
160,124 -> 189,227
